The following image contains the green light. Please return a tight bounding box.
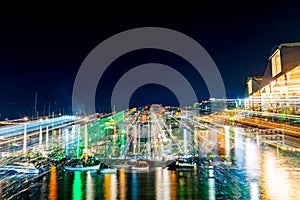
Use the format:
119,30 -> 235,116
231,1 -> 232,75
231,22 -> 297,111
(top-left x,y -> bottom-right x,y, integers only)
112,111 -> 125,125
77,130 -> 80,159
72,171 -> 82,200
121,127 -> 126,154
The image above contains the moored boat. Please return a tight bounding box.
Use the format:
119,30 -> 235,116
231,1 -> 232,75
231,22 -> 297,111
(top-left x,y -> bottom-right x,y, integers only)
99,168 -> 117,173
167,158 -> 196,170
98,163 -> 117,174
132,161 -> 149,171
176,160 -> 195,169
64,164 -> 100,171
0,162 -> 39,174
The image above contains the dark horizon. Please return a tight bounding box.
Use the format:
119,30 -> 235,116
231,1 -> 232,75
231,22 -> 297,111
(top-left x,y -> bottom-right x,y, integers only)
1,3 -> 300,119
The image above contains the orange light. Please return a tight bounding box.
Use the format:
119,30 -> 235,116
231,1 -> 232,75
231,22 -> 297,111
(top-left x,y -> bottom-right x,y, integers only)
49,166 -> 57,200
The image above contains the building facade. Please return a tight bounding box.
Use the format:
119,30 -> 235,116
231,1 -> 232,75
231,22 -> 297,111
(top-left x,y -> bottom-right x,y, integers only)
245,42 -> 300,115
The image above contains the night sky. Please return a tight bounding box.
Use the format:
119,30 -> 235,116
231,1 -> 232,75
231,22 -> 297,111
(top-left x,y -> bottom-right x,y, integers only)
1,2 -> 300,119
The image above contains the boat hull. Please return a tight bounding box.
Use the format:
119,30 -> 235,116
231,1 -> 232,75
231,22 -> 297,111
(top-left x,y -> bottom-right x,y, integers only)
99,168 -> 117,173
0,165 -> 39,174
132,160 -> 150,171
64,165 -> 100,171
132,166 -> 149,171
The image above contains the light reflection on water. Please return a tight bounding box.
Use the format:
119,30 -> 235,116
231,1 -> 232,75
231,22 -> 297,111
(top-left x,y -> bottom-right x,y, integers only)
103,173 -> 117,200
119,168 -> 126,200
208,178 -> 215,200
131,172 -> 138,200
261,150 -> 300,199
49,166 -> 57,200
72,171 -> 82,200
1,126 -> 300,199
86,172 -> 94,200
244,138 -> 260,200
155,169 -> 170,200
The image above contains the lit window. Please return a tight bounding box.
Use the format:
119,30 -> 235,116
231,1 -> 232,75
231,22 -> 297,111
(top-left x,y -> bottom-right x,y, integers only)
271,49 -> 282,77
247,79 -> 253,95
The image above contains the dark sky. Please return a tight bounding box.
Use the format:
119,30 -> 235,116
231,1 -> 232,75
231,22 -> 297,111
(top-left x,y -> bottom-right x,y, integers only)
1,2 -> 300,119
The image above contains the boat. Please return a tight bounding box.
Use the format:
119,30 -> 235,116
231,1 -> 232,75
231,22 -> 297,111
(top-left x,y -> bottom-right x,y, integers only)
110,163 -> 131,169
0,162 -> 39,174
98,163 -> 117,174
132,160 -> 149,171
64,164 -> 100,171
99,168 -> 117,173
167,158 -> 195,170
176,159 -> 195,169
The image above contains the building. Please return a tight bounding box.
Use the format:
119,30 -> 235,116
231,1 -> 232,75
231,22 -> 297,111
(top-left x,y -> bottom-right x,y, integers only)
245,42 -> 300,115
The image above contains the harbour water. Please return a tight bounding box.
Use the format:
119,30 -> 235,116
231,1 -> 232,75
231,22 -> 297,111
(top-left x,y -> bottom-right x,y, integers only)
1,127 -> 300,199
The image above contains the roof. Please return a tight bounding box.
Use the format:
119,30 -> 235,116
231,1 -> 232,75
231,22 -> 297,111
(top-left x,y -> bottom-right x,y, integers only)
269,42 -> 300,59
247,42 -> 300,95
260,62 -> 272,88
279,42 -> 300,47
262,42 -> 300,88
246,76 -> 263,83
